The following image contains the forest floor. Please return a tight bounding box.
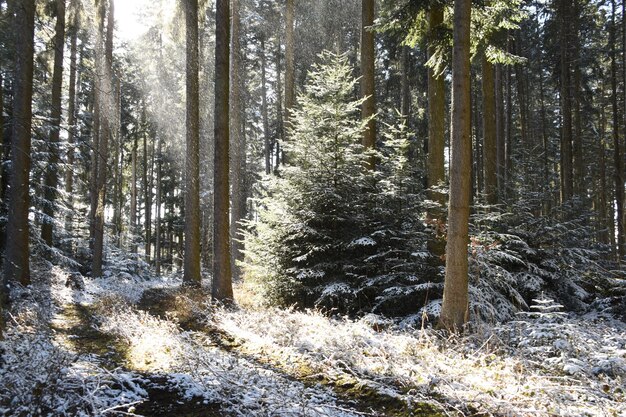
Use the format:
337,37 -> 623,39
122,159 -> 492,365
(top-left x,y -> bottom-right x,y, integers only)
0,259 -> 625,416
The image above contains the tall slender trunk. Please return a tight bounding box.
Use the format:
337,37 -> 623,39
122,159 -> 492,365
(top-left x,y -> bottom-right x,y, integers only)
572,0 -> 583,197
143,121 -> 152,263
275,37 -> 283,172
112,77 -> 122,246
261,37 -> 271,175
4,0 -> 35,286
65,4 -> 79,231
230,0 -> 245,281
131,134 -> 137,254
598,101 -> 609,244
42,0 -> 66,247
539,66 -> 551,214
427,6 -> 445,206
361,0 -> 376,168
559,0 -> 573,203
212,0 -> 233,300
401,45 -> 410,123
183,0 -> 201,285
482,56 -> 497,204
610,0 -> 625,260
495,64 -> 505,200
284,0 -> 295,149
155,134 -> 162,275
440,0 -> 472,332
92,0 -> 114,277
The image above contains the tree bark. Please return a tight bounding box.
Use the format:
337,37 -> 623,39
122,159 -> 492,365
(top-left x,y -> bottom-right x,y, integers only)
559,0 -> 573,203
212,0 -> 233,300
284,0 -> 295,148
401,45 -> 410,123
439,0 -> 472,332
572,0 -> 583,197
230,0 -> 245,281
183,0 -> 201,285
361,0 -> 376,168
482,56 -> 497,204
65,2 -> 79,232
261,37 -> 271,175
427,6 -> 445,206
495,64 -> 506,200
92,0 -> 114,278
610,0 -> 625,260
41,0 -> 66,247
4,0 -> 35,285
155,134 -> 162,275
131,134 -> 137,254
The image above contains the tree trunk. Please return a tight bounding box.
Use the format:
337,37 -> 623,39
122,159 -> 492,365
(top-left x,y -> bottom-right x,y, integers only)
41,0 -> 66,247
131,134 -> 137,254
401,45 -> 410,123
230,0 -> 245,281
4,0 -> 35,285
261,37 -> 271,175
183,0 -> 201,285
427,6 -> 445,206
559,0 -> 573,203
598,101 -> 609,244
611,0 -> 625,260
439,0 -> 471,332
284,0 -> 295,149
155,134 -> 162,275
572,1 -> 583,197
361,0 -> 376,168
212,0 -> 233,300
92,0 -> 114,278
495,64 -> 505,200
65,3 -> 79,234
482,56 -> 497,204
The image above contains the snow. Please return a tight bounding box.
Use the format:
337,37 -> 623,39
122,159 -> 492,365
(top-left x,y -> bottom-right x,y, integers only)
1,260 -> 625,416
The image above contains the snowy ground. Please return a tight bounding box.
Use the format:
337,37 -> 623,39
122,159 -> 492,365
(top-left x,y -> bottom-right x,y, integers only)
1,260 -> 624,416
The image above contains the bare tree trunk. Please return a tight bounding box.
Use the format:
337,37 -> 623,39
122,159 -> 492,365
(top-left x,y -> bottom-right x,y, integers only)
41,0 -> 66,247
610,0 -> 625,260
131,134 -> 137,254
427,6 -> 445,206
261,37 -> 271,175
439,0 -> 472,332
230,0 -> 245,281
495,65 -> 505,200
598,101 -> 609,244
572,1 -> 583,197
559,0 -> 573,203
284,0 -> 295,149
142,123 -> 152,263
92,0 -> 114,278
212,0 -> 233,300
65,3 -> 79,234
361,0 -> 376,169
4,0 -> 35,286
401,45 -> 410,123
155,134 -> 162,275
183,0 -> 201,285
538,62 -> 551,214
482,56 -> 497,204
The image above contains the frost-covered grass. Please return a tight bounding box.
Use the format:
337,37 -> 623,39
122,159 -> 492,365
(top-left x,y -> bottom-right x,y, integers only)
215,300 -> 625,416
1,260 -> 624,416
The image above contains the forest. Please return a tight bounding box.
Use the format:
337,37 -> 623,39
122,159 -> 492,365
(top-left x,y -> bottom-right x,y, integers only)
0,0 -> 625,415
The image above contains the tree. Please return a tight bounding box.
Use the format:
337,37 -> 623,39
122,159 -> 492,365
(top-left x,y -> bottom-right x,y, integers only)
482,55 -> 497,204
4,0 -> 36,285
41,0 -> 66,247
212,0 -> 233,300
439,0 -> 472,331
427,5 -> 446,207
361,0 -> 376,168
92,0 -> 114,277
183,0 -> 201,286
284,0 -> 295,145
558,0 -> 573,202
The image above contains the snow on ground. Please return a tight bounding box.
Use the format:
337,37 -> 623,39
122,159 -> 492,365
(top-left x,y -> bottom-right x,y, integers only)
1,260 -> 625,416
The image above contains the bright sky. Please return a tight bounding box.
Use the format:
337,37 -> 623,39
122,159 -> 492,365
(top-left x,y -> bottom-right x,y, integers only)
114,0 -> 150,41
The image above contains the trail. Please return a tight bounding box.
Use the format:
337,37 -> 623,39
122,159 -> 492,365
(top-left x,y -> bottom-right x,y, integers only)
48,283 -> 444,417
